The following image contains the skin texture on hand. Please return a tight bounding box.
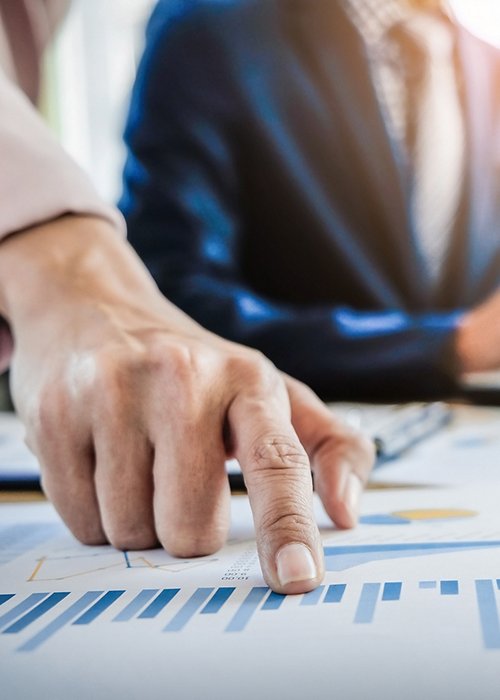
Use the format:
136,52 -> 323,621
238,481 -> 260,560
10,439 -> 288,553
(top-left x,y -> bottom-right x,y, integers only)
0,215 -> 375,594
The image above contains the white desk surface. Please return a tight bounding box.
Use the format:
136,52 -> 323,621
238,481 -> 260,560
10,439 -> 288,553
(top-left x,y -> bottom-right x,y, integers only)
1,405 -> 500,699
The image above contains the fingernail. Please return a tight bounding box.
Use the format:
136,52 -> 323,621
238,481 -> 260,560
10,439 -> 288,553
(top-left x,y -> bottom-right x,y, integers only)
344,472 -> 362,522
276,543 -> 317,587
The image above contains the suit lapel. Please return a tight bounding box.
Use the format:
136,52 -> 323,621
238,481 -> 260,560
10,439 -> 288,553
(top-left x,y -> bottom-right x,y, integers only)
286,0 -> 430,306
455,26 -> 500,304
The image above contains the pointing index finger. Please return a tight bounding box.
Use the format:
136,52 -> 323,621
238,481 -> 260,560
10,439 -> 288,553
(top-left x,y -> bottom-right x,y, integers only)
227,378 -> 324,595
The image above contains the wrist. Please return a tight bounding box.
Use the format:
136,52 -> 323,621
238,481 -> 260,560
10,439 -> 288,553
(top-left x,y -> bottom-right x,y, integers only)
0,215 -> 161,326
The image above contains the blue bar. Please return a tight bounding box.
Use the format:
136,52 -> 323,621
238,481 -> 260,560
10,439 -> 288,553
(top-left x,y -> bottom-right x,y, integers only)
324,542 -> 500,556
419,581 -> 437,589
18,591 -> 103,653
226,587 -> 269,633
262,591 -> 286,611
200,587 -> 235,615
354,583 -> 381,624
0,593 -> 49,630
113,589 -> 159,621
382,582 -> 402,601
440,580 -> 459,596
301,585 -> 325,606
497,580 -> 500,591
324,584 -> 347,604
0,594 -> 14,607
138,589 -> 180,619
72,590 -> 125,625
476,580 -> 500,649
3,592 -> 70,634
164,588 -> 214,632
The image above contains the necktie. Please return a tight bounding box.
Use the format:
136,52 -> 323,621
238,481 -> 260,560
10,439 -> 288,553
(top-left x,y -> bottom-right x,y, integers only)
392,15 -> 465,288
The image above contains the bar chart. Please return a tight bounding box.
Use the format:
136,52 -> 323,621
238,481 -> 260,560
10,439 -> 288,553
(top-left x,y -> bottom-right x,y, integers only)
2,575 -> 500,653
4,485 -> 500,700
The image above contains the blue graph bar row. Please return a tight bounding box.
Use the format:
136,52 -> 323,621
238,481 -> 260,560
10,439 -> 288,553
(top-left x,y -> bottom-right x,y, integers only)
19,591 -> 104,653
4,577 -> 500,651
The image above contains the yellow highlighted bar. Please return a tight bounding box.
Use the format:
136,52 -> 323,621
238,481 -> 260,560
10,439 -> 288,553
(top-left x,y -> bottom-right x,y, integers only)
392,508 -> 477,521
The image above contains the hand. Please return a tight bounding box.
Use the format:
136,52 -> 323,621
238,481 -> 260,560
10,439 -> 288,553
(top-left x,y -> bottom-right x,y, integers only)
455,289 -> 500,373
0,215 -> 375,594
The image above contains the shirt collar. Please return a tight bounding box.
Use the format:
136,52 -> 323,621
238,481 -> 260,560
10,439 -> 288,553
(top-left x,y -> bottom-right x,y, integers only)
342,0 -> 453,47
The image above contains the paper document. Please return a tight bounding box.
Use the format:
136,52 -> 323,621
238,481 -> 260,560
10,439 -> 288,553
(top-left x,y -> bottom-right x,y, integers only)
369,403 -> 500,487
2,484 -> 500,699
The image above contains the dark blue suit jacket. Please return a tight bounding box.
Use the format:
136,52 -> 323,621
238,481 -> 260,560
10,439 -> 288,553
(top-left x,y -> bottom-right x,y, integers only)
120,0 -> 500,400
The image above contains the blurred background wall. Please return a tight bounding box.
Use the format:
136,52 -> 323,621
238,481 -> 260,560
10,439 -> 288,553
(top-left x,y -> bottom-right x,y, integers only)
42,0 -> 155,204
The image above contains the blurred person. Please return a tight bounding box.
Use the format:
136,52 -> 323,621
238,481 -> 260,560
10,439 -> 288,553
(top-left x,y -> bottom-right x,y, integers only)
122,0 -> 500,401
0,0 -> 374,594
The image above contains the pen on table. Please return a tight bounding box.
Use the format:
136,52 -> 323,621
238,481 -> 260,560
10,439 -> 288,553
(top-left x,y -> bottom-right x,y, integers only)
371,402 -> 453,465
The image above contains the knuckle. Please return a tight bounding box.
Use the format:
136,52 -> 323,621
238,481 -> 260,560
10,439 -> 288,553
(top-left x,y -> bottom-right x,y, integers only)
226,349 -> 276,386
106,522 -> 157,552
161,343 -> 205,382
338,431 -> 377,479
75,528 -> 107,547
158,522 -> 227,559
259,504 -> 315,540
359,433 -> 377,463
321,427 -> 376,477
68,519 -> 107,547
35,384 -> 67,435
250,436 -> 309,472
159,533 -> 223,559
94,358 -> 124,395
151,342 -> 211,411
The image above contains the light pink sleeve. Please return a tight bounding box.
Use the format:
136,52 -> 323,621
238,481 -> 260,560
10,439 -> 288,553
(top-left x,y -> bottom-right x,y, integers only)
0,68 -> 125,239
0,66 -> 126,371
